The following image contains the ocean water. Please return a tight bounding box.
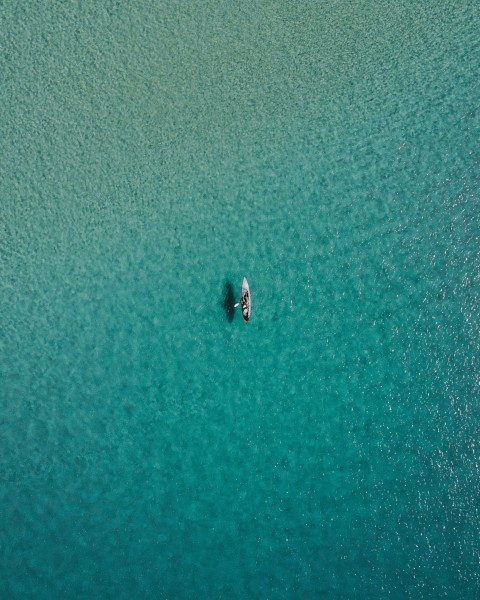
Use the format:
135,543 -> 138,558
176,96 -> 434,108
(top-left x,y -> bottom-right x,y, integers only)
1,1 -> 479,598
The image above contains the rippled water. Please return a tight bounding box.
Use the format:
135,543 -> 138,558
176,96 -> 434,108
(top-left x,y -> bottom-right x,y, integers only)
1,1 -> 479,598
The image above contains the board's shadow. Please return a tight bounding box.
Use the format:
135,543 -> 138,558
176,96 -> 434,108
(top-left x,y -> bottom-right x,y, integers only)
223,280 -> 236,322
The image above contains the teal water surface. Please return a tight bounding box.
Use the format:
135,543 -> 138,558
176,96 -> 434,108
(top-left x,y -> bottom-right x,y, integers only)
1,1 -> 479,598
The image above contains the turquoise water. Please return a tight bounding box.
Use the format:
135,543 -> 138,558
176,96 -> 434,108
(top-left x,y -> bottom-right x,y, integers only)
1,1 -> 479,597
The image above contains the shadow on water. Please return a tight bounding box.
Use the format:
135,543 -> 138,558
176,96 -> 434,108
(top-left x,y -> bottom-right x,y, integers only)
223,280 -> 236,322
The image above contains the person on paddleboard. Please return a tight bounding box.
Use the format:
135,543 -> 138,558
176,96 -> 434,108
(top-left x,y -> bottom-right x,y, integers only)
234,277 -> 251,323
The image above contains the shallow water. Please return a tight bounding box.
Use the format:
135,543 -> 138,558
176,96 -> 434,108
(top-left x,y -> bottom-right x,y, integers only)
1,1 -> 479,598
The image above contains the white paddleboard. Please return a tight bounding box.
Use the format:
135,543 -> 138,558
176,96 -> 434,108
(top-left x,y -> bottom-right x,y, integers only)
240,277 -> 251,323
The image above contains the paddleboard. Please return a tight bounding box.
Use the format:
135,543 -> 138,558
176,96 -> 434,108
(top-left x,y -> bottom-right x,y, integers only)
240,277 -> 251,323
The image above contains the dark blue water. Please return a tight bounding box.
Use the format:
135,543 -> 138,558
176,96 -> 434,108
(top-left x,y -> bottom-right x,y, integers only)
1,1 -> 479,597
